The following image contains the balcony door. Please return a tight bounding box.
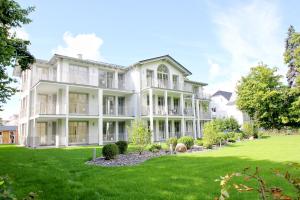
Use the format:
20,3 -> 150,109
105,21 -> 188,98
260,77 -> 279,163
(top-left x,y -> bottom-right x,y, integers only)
158,120 -> 166,140
118,97 -> 125,115
69,65 -> 88,85
174,121 -> 181,138
103,96 -> 115,115
69,121 -> 88,144
103,121 -> 115,141
38,94 -> 48,114
157,65 -> 169,88
69,93 -> 88,115
146,70 -> 154,87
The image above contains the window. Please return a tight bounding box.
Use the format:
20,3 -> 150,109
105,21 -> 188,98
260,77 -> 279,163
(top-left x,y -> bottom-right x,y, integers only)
98,70 -> 107,88
146,70 -> 154,87
107,72 -> 114,88
37,67 -> 49,81
118,97 -> 125,115
157,65 -> 169,88
69,65 -> 88,85
69,93 -> 88,114
172,75 -> 179,89
118,73 -> 125,89
103,96 -> 115,115
103,121 -> 115,141
158,120 -> 165,140
69,121 -> 88,144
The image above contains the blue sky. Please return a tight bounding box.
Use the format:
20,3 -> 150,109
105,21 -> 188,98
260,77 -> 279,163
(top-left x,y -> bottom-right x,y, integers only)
1,0 -> 300,119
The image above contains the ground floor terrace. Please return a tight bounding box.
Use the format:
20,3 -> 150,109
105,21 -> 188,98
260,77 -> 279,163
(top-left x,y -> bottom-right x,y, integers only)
18,117 -> 210,147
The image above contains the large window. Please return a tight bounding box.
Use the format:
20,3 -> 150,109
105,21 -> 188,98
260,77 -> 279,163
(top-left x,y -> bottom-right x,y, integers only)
158,120 -> 166,140
118,97 -> 125,115
69,121 -> 88,144
69,93 -> 88,114
99,70 -> 115,88
172,75 -> 179,90
157,65 -> 169,88
103,121 -> 115,141
103,96 -> 115,115
146,70 -> 154,87
118,73 -> 125,89
69,65 -> 88,85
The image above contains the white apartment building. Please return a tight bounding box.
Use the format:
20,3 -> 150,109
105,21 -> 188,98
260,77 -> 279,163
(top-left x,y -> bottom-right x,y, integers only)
15,54 -> 211,147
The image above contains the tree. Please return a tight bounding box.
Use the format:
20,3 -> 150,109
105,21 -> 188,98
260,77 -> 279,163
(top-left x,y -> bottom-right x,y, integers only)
129,120 -> 152,155
236,64 -> 289,129
0,0 -> 35,110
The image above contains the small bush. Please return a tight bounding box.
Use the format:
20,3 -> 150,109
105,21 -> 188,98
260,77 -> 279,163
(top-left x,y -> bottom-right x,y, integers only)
149,144 -> 162,153
115,141 -> 128,154
102,144 -> 119,160
242,122 -> 258,138
195,138 -> 204,146
167,137 -> 177,150
234,132 -> 243,141
178,136 -> 194,149
203,140 -> 213,149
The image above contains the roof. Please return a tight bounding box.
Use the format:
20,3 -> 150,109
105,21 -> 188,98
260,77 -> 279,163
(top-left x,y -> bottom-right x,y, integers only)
0,126 -> 17,131
49,54 -> 127,70
134,55 -> 192,76
184,78 -> 208,86
212,90 -> 232,101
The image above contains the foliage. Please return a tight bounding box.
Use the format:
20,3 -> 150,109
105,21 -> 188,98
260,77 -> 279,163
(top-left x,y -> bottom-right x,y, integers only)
236,64 -> 299,129
177,136 -> 194,149
0,0 -> 35,110
148,144 -> 162,153
242,122 -> 258,138
203,121 -> 219,147
200,101 -> 209,112
115,141 -> 128,154
216,164 -> 300,200
284,25 -> 300,87
223,117 -> 240,132
194,138 -> 204,146
203,140 -> 213,149
166,137 -> 177,150
102,144 -> 119,160
0,175 -> 38,199
129,120 -> 152,155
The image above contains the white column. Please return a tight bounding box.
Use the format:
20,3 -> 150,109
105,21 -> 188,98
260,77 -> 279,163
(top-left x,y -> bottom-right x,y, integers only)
33,86 -> 37,116
181,118 -> 185,136
196,100 -> 201,138
149,89 -> 154,142
180,93 -> 184,116
32,119 -> 36,147
98,89 -> 103,145
55,120 -> 59,147
115,96 -> 118,116
165,118 -> 169,140
65,85 -> 69,146
114,71 -> 118,89
155,120 -> 159,141
115,121 -> 119,141
164,90 -> 168,115
192,94 -> 197,139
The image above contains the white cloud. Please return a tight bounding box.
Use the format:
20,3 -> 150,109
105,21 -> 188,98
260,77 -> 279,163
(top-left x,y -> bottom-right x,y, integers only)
9,28 -> 29,40
208,59 -> 221,79
207,0 -> 285,94
53,32 -> 104,61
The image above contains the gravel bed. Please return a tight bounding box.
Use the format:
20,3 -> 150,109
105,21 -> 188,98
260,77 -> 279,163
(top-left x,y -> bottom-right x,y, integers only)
86,146 -> 216,167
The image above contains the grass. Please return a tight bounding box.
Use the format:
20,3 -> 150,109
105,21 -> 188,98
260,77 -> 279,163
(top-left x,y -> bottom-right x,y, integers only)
0,135 -> 300,199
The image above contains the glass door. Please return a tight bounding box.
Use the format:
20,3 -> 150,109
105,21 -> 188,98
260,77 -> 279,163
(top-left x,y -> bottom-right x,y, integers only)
37,122 -> 47,145
69,121 -> 88,144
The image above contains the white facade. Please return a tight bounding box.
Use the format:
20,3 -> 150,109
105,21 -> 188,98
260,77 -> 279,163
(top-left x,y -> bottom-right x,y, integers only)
211,91 -> 250,125
16,54 -> 211,147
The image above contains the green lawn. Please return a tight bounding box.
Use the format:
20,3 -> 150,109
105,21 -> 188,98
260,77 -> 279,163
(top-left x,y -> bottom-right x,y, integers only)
1,135 -> 300,199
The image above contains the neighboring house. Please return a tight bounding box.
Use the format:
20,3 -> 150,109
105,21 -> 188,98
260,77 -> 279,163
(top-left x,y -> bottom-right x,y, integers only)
14,54 -> 211,147
211,90 -> 250,125
0,126 -> 18,144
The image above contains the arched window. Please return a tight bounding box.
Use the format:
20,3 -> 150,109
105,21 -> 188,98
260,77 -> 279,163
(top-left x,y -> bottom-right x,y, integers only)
157,64 -> 169,88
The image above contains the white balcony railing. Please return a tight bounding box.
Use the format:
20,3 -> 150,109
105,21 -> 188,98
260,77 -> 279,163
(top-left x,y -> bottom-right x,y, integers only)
168,107 -> 181,115
199,111 -> 212,119
184,107 -> 194,116
103,106 -> 133,116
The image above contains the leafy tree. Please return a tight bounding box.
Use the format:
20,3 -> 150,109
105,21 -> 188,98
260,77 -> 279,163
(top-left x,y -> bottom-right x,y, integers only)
0,0 -> 35,110
236,64 -> 290,129
223,117 -> 240,132
129,120 -> 152,155
284,25 -> 299,87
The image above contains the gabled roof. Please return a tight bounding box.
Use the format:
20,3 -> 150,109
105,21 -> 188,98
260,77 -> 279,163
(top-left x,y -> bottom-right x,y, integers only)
212,90 -> 232,101
134,55 -> 192,76
0,126 -> 17,131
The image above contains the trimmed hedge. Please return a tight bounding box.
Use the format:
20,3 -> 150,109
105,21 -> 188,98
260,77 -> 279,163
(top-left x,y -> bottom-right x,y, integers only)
102,144 -> 119,160
115,141 -> 128,154
149,144 -> 162,153
178,136 -> 194,149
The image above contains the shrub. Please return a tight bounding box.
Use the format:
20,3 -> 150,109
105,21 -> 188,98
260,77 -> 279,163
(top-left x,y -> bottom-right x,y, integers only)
195,138 -> 204,146
149,144 -> 162,153
242,122 -> 258,138
178,136 -> 194,149
234,132 -> 243,141
102,144 -> 119,160
115,141 -> 128,154
203,140 -> 213,149
227,138 -> 236,143
129,120 -> 152,155
167,137 -> 177,150
203,121 -> 219,147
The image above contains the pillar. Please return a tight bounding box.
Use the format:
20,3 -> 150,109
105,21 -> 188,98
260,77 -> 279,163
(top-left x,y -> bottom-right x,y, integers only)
98,89 -> 103,145
149,89 -> 154,142
65,85 -> 69,146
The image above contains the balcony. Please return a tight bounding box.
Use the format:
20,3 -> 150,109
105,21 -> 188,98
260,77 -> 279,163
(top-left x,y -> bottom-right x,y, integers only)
184,107 -> 194,116
199,111 -> 212,119
196,92 -> 211,100
168,106 -> 182,115
103,105 -> 133,116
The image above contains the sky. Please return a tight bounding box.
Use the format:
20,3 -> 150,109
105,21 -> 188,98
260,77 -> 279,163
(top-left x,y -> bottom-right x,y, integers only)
1,0 -> 300,119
